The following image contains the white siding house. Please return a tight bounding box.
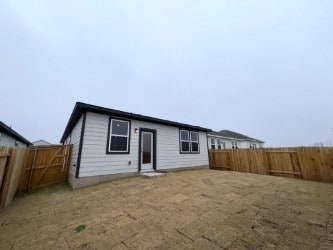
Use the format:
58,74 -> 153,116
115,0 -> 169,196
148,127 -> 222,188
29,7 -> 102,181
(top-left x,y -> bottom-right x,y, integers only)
61,102 -> 211,188
32,140 -> 53,146
0,121 -> 31,147
208,130 -> 264,149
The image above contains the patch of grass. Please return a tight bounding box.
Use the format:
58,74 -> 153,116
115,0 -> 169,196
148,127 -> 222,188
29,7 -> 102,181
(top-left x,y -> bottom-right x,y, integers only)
74,225 -> 86,233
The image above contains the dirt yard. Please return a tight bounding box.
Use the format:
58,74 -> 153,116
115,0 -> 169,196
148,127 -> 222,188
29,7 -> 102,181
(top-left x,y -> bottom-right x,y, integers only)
0,169 -> 332,249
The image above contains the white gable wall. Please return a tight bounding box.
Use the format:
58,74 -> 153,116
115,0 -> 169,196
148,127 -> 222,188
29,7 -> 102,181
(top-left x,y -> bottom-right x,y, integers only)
65,114 -> 83,180
0,132 -> 27,147
78,112 -> 208,177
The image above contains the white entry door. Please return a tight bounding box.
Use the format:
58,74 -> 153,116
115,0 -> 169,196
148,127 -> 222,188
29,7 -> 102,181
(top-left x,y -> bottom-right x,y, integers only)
141,132 -> 154,172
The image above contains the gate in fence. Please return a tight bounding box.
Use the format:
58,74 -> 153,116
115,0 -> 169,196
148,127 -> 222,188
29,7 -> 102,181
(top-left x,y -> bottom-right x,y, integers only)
20,145 -> 72,192
0,144 -> 72,208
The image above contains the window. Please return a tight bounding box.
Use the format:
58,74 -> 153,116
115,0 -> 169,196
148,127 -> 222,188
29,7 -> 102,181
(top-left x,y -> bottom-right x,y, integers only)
180,129 -> 200,153
190,131 -> 199,153
210,138 -> 216,149
216,139 -> 226,149
107,118 -> 131,153
232,141 -> 238,149
217,139 -> 222,149
180,130 -> 190,152
249,142 -> 257,149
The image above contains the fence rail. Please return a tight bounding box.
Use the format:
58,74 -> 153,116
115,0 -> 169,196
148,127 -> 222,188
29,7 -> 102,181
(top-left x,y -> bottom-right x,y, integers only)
209,147 -> 333,183
0,145 -> 72,209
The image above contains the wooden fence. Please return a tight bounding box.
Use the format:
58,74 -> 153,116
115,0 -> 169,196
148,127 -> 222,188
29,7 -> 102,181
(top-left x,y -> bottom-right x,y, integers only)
0,144 -> 72,209
209,147 -> 333,183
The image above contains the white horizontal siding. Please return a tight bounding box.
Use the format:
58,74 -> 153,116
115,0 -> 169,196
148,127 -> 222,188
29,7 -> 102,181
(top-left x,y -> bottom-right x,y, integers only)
0,133 -> 16,146
208,136 -> 264,149
0,133 -> 27,147
65,115 -> 83,178
79,112 -> 209,177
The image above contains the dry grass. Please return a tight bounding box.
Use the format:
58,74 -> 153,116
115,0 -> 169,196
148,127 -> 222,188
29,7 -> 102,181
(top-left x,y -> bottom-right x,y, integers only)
0,169 -> 332,249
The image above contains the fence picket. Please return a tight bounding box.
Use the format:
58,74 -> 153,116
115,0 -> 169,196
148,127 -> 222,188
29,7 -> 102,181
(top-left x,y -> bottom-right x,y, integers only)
209,147 -> 333,183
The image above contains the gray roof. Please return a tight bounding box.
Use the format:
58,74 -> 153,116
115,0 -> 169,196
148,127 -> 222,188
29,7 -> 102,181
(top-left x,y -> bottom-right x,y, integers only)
61,102 -> 212,143
0,121 -> 32,145
208,129 -> 264,143
32,140 -> 53,146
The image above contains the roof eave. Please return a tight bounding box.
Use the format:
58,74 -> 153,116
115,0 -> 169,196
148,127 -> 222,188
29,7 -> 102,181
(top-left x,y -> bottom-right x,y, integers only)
0,121 -> 32,145
60,102 -> 211,143
207,132 -> 264,143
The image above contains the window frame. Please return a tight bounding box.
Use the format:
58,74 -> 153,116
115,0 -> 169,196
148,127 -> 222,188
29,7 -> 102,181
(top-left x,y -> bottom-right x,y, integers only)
106,117 -> 131,154
190,131 -> 200,153
179,130 -> 190,153
179,129 -> 200,154
217,139 -> 222,149
210,138 -> 216,149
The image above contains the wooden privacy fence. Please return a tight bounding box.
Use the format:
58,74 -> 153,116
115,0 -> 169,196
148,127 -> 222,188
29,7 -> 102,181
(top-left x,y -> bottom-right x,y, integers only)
209,147 -> 333,183
20,145 -> 72,192
0,144 -> 72,209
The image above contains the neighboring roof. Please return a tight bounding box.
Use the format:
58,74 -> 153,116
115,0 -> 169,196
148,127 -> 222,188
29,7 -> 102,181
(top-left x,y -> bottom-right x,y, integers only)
60,102 -> 212,143
208,129 -> 264,143
0,121 -> 32,145
32,140 -> 52,146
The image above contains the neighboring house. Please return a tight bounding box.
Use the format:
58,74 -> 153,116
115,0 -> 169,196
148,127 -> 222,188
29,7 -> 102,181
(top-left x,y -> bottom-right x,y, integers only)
0,121 -> 31,147
60,102 -> 211,188
208,130 -> 264,149
32,140 -> 53,146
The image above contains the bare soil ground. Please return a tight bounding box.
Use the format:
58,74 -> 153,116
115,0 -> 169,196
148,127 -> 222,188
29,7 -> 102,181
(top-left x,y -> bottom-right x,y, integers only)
0,169 -> 332,249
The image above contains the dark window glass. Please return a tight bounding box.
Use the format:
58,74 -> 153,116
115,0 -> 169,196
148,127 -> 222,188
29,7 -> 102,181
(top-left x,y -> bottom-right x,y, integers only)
142,133 -> 152,164
190,132 -> 198,141
191,142 -> 199,152
181,142 -> 190,152
211,145 -> 216,149
112,120 -> 129,135
180,130 -> 189,140
110,136 -> 128,151
218,145 -> 221,149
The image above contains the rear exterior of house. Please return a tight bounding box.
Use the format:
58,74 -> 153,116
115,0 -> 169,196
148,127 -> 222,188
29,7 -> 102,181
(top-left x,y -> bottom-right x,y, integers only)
61,102 -> 211,188
208,130 -> 264,149
0,121 -> 31,147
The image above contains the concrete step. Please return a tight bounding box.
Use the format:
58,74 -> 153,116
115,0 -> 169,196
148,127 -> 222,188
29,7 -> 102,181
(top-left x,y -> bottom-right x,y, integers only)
140,172 -> 165,178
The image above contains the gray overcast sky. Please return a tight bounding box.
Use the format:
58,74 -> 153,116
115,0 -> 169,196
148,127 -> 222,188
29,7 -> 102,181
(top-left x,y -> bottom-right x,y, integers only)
1,0 -> 332,146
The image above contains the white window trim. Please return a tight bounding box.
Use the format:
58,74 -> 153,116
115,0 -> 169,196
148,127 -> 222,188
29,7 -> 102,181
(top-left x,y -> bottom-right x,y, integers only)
210,138 -> 216,149
108,118 -> 130,153
180,130 -> 190,153
180,129 -> 200,154
217,139 -> 222,149
190,131 -> 199,153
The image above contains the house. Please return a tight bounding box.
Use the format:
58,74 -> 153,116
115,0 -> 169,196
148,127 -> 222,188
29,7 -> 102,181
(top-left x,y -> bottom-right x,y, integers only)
0,121 -> 31,147
208,130 -> 264,149
60,102 -> 211,188
32,140 -> 53,146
